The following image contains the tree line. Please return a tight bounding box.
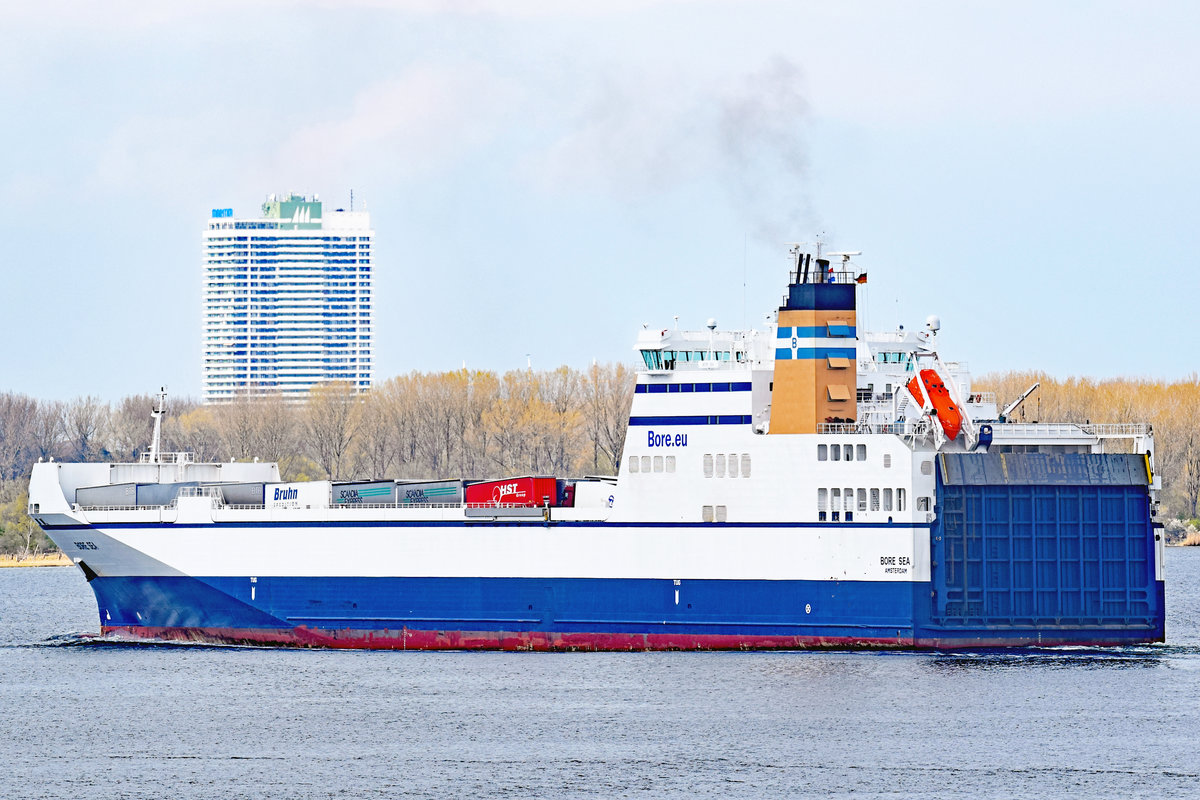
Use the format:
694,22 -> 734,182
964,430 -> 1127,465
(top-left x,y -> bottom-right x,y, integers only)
1,367 -> 1198,555
974,372 -> 1200,521
0,364 -> 635,554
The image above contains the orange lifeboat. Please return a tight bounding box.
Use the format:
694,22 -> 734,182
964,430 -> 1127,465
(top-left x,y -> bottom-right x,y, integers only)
906,369 -> 963,440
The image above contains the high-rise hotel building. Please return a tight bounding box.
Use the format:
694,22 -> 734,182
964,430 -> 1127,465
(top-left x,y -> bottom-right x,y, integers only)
202,193 -> 373,403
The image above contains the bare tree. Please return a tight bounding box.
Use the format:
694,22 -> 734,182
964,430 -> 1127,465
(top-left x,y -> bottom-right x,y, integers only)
351,387 -> 398,479
169,406 -> 222,463
304,382 -> 363,480
462,370 -> 500,478
540,366 -> 582,475
481,370 -> 544,474
213,393 -> 261,461
581,362 -> 635,474
249,393 -> 299,475
30,399 -> 65,462
65,396 -> 109,461
0,393 -> 39,482
106,393 -> 157,461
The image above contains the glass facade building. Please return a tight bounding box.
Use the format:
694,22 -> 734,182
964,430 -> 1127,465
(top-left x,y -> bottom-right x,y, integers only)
202,194 -> 373,403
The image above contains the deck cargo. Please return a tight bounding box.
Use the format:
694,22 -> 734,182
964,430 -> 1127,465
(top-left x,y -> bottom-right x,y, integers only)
333,481 -> 397,505
75,483 -> 137,507
465,477 -> 559,507
396,480 -> 463,505
265,481 -> 331,510
134,481 -> 199,507
208,482 -> 266,506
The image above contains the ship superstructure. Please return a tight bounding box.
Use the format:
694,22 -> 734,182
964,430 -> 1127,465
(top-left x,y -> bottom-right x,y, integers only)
29,247 -> 1165,649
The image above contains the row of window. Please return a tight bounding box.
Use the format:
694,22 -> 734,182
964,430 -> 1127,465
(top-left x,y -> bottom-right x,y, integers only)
815,487 -> 932,521
635,381 -> 752,394
818,443 -> 871,462
206,260 -> 367,266
205,285 -> 370,292
208,309 -> 369,316
628,455 -> 675,473
204,376 -> 371,387
203,334 -> 371,341
204,326 -> 371,333
703,453 -> 751,478
626,453 -> 756,477
640,350 -> 748,370
205,360 -> 371,368
817,444 -> 905,471
819,487 -> 906,513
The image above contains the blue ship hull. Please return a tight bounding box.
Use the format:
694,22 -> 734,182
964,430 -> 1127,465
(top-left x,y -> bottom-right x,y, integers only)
86,573 -> 1164,650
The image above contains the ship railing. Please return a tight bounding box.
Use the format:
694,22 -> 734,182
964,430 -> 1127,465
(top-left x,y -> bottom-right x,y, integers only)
788,268 -> 863,286
76,504 -> 172,512
965,391 -> 995,404
138,452 -> 194,464
817,420 -> 932,436
176,486 -> 225,500
329,502 -> 474,510
992,422 -> 1150,439
211,502 -> 471,511
74,501 -> 542,512
212,502 -> 547,511
327,502 -> 550,510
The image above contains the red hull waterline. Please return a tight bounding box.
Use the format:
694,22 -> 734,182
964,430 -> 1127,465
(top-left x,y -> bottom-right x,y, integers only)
101,625 -> 913,651
97,625 -> 1157,650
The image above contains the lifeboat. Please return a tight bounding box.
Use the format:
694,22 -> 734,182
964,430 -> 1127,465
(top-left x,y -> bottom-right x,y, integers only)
907,369 -> 963,440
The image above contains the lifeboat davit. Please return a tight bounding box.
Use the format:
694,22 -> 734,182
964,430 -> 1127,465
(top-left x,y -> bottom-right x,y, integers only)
907,369 -> 963,440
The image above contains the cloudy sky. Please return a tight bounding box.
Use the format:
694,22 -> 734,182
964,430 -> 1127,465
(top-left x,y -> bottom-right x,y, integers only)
3,1 -> 1197,401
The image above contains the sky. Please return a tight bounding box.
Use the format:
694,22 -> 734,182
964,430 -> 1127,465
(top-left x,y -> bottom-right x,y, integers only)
2,1 -> 1198,402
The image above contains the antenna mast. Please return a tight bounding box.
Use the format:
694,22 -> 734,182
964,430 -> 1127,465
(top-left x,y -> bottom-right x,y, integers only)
149,387 -> 167,464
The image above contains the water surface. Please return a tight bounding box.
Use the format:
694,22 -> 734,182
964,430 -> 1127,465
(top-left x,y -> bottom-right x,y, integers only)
2,551 -> 1198,799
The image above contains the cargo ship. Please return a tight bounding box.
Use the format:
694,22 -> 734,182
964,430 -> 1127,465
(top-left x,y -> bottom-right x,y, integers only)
28,246 -> 1165,649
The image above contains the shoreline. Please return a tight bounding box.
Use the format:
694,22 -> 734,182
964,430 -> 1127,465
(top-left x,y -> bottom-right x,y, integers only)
0,553 -> 72,568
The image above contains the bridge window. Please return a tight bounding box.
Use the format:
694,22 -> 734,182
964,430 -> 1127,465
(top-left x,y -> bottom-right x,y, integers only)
831,445 -> 841,462
856,444 -> 866,461
628,456 -> 639,473
640,350 -> 663,370
715,454 -> 727,478
741,454 -> 751,477
703,454 -> 714,478
653,456 -> 663,473
641,456 -> 651,473
666,455 -> 676,473
818,444 -> 828,461
883,488 -> 893,511
729,454 -> 739,478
